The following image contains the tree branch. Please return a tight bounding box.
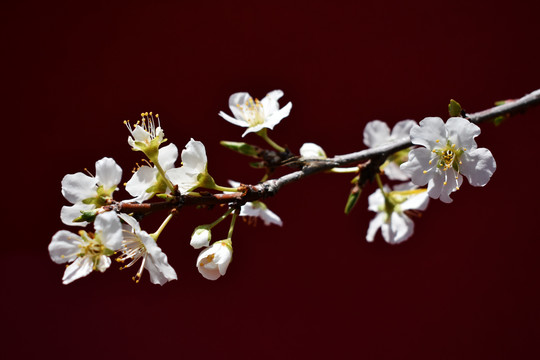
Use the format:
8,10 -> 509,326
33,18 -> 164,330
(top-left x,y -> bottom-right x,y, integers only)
116,88 -> 540,215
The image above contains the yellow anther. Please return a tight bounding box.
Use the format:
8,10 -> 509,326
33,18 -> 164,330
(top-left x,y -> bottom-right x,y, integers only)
456,186 -> 460,190
452,144 -> 456,148
443,181 -> 447,185
140,113 -> 144,117
423,170 -> 427,174
429,160 -> 433,165
436,139 -> 440,143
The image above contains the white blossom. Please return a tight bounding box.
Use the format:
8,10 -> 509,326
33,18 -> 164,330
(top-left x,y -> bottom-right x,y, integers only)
218,90 -> 292,137
117,214 -> 177,285
299,143 -> 327,159
49,211 -> 123,284
60,157 -> 122,226
363,119 -> 417,181
167,138 -> 208,193
124,112 -> 165,154
125,143 -> 179,202
366,183 -> 429,244
400,117 -> 496,203
196,239 -> 233,280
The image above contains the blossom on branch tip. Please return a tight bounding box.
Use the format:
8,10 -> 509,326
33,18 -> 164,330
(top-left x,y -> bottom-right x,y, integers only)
300,142 -> 327,159
196,239 -> 233,280
191,227 -> 211,249
219,90 -> 292,137
49,211 -> 123,284
366,183 -> 429,244
124,112 -> 165,158
60,157 -> 122,226
400,117 -> 496,203
363,119 -> 417,181
116,214 -> 177,285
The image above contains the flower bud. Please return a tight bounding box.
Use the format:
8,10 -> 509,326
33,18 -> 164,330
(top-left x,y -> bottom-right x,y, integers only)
196,239 -> 232,280
190,227 -> 211,249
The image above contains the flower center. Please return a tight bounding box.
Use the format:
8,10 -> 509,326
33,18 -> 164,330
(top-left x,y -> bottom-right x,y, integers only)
424,140 -> 467,188
124,111 -> 161,143
237,98 -> 265,127
78,230 -> 106,256
117,230 -> 148,283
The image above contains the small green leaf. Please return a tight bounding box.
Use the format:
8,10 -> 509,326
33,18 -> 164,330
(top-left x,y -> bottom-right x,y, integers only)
448,99 -> 462,117
220,141 -> 260,157
493,115 -> 506,126
344,186 -> 362,215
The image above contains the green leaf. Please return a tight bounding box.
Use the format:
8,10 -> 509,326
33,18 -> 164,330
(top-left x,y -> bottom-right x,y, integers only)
220,141 -> 260,157
493,115 -> 506,126
448,99 -> 462,117
344,186 -> 362,215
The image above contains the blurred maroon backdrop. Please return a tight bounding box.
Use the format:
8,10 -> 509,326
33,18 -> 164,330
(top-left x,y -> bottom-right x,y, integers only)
3,0 -> 540,358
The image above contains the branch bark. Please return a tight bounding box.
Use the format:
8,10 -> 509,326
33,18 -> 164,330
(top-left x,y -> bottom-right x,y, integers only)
116,88 -> 540,215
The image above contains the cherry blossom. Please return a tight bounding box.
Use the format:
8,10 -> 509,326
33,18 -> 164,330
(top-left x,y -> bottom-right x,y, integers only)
60,157 -> 122,226
49,212 -> 123,284
219,90 -> 292,137
299,142 -> 327,159
400,117 -> 496,203
196,239 -> 233,280
366,183 -> 429,244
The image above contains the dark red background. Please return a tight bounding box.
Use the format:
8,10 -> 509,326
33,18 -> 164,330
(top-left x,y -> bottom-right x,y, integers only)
3,0 -> 540,358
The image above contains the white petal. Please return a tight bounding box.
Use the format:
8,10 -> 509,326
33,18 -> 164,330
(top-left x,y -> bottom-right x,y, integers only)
95,255 -> 111,272
259,208 -> 283,227
460,148 -> 496,187
118,213 -> 141,233
94,212 -> 123,251
60,203 -> 94,227
363,120 -> 391,148
196,247 -> 221,280
241,123 -> 265,137
410,117 -> 447,149
95,157 -> 122,190
62,257 -> 94,285
125,166 -> 158,202
446,117 -> 480,151
158,143 -> 179,171
131,125 -> 151,142
366,213 -> 385,242
400,148 -> 434,186
264,102 -> 292,129
166,167 -> 199,193
142,235 -> 178,285
389,213 -> 414,244
219,111 -> 249,127
367,188 -> 385,212
390,120 -> 417,138
427,171 -> 445,201
181,139 -> 207,173
191,228 -> 211,249
49,230 -> 82,263
401,192 -> 429,211
260,89 -> 284,116
228,92 -> 252,119
61,172 -> 97,204
383,162 -> 410,181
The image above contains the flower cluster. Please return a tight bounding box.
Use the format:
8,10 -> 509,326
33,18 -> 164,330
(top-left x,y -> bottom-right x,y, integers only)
50,89 -> 499,286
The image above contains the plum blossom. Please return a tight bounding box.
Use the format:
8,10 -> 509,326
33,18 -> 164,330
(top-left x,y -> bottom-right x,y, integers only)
60,157 -> 122,226
49,211 -> 123,284
363,119 -> 417,180
116,214 -> 177,285
366,183 -> 429,244
167,139 -> 209,193
219,90 -> 292,137
125,143 -> 179,202
124,112 -> 165,157
300,142 -> 327,159
196,239 -> 233,280
400,117 -> 496,203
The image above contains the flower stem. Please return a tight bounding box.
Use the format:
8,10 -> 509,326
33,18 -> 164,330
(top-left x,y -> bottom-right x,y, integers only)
375,173 -> 388,198
329,167 -> 360,174
258,128 -> 286,153
208,208 -> 234,229
227,209 -> 240,239
151,212 -> 175,241
212,184 -> 240,193
148,155 -> 176,192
